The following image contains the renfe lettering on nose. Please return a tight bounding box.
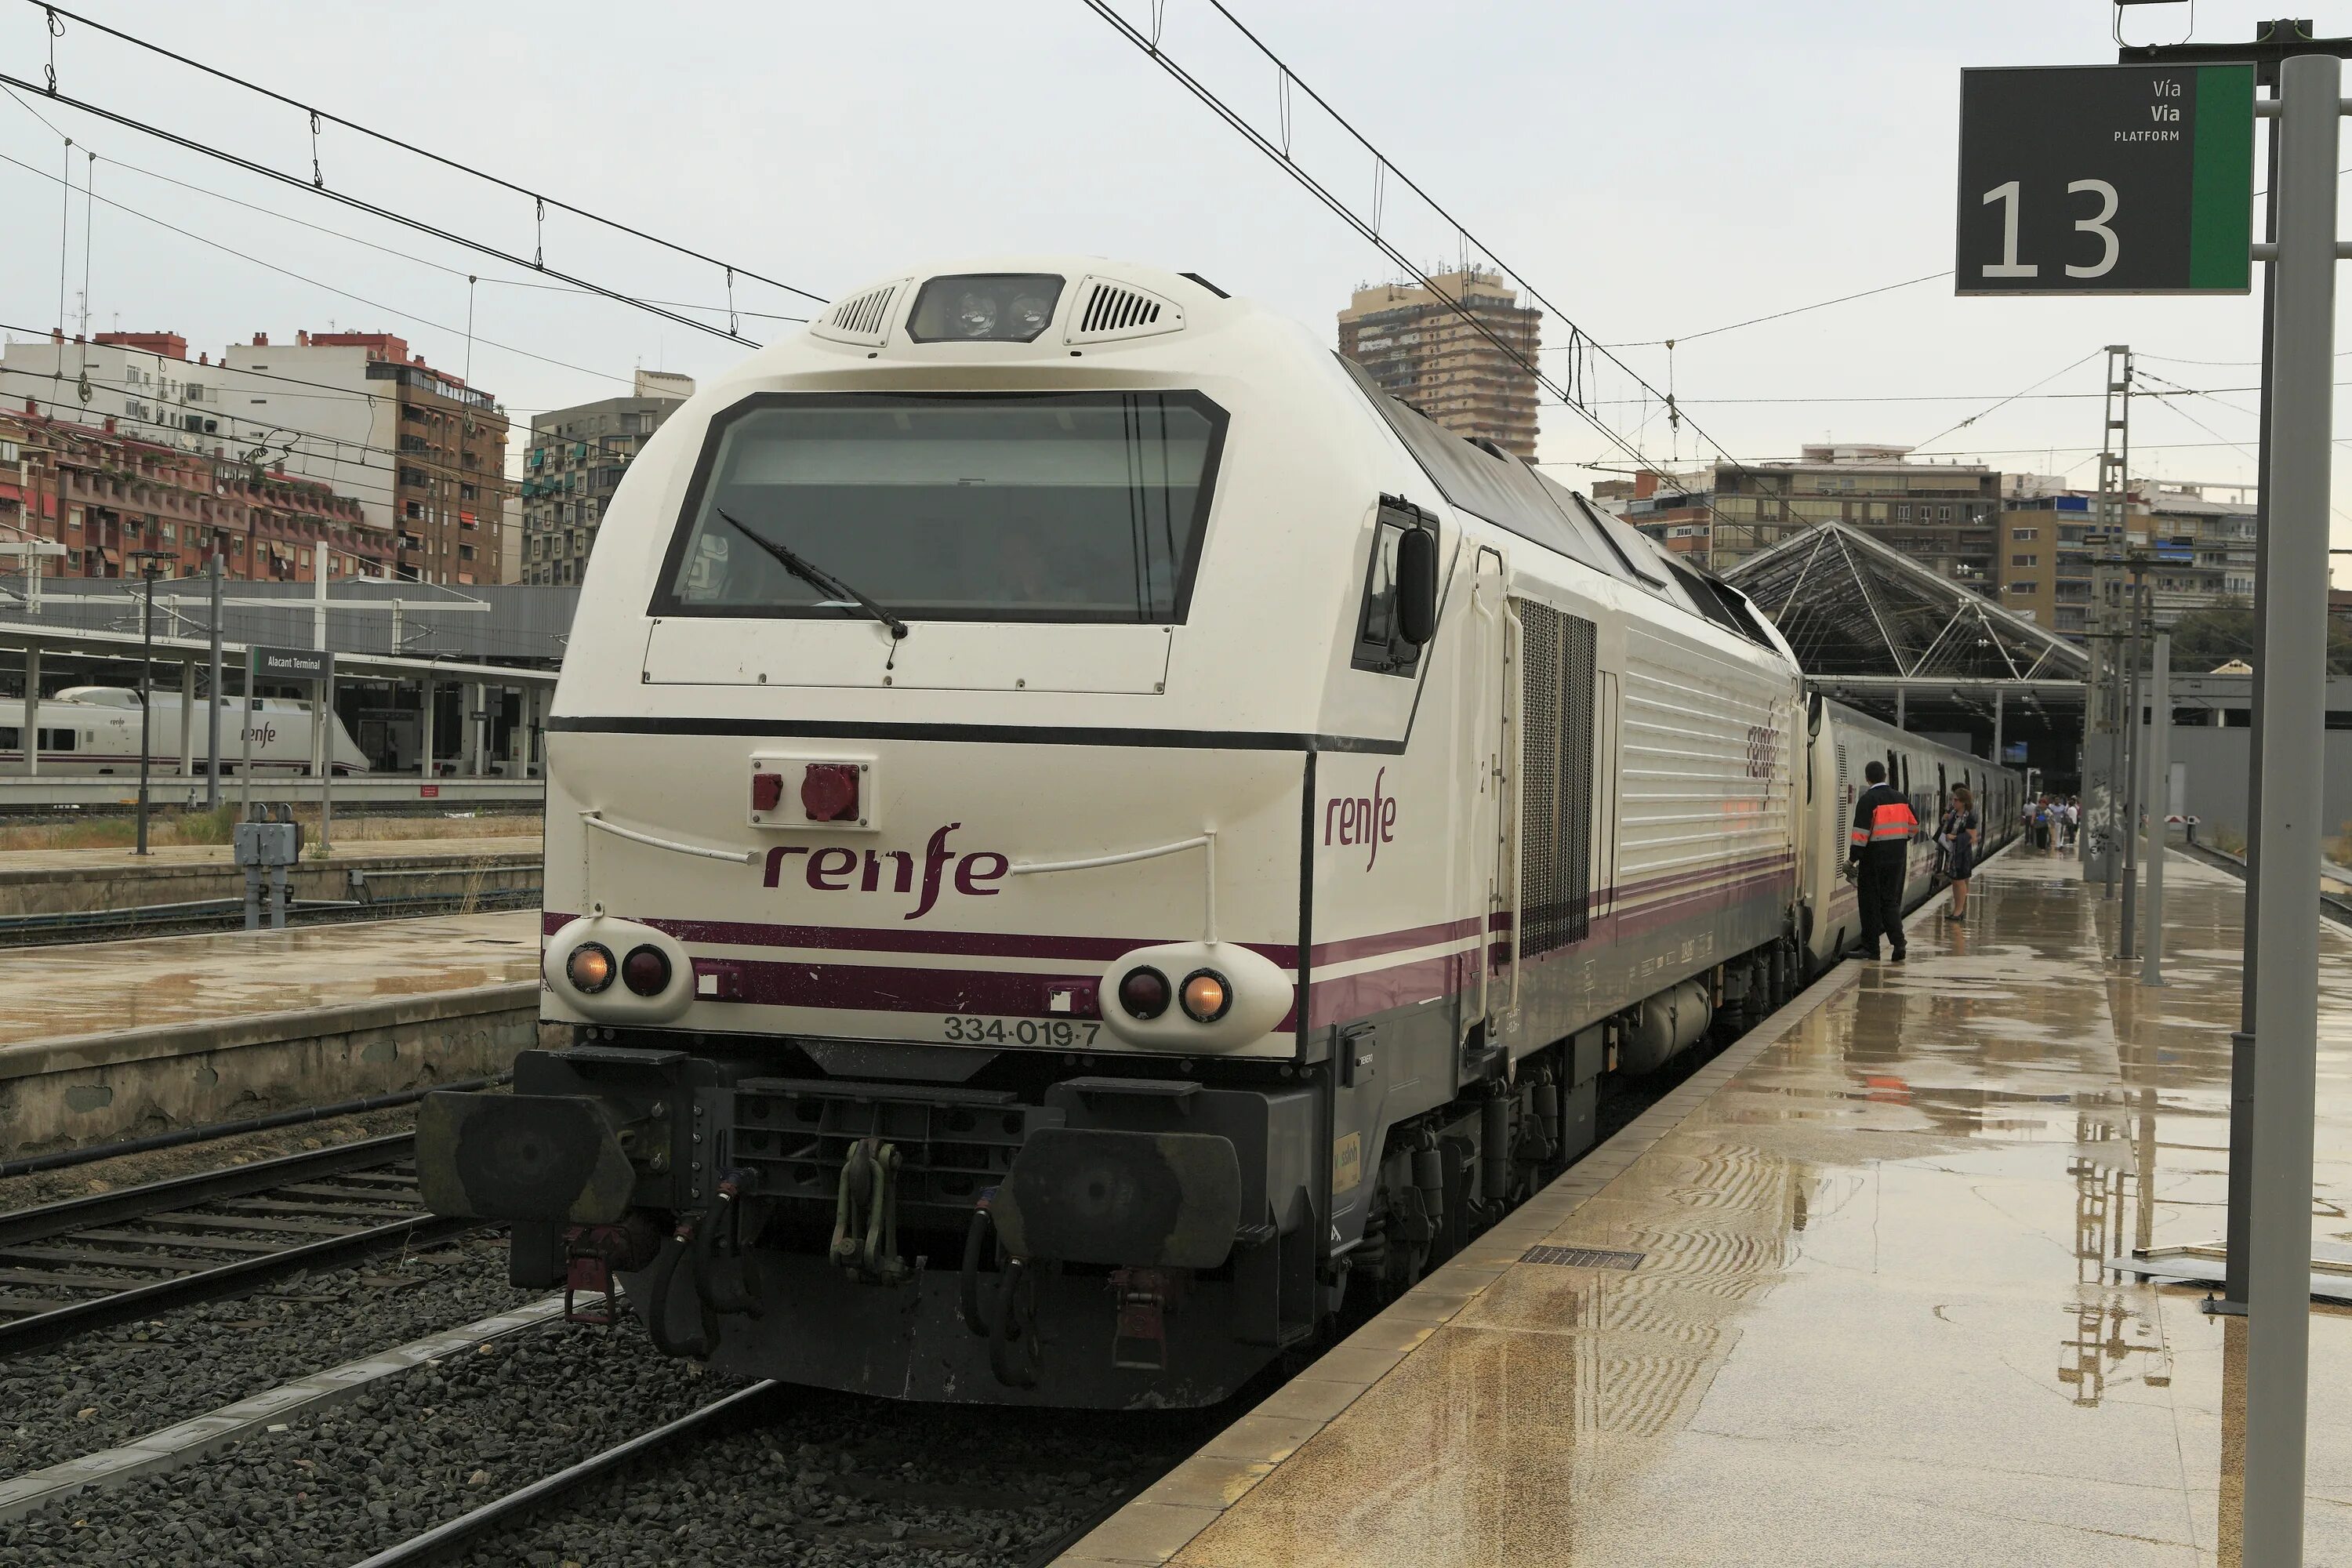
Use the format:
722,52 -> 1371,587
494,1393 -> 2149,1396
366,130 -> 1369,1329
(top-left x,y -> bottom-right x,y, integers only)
1324,767 -> 1399,870
760,823 -> 1010,920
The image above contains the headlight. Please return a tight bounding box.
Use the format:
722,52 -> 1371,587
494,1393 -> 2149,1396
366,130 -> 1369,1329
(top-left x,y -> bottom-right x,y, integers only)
1116,967 -> 1171,1020
567,942 -> 615,994
1179,970 -> 1230,1023
622,945 -> 672,997
904,273 -> 1065,343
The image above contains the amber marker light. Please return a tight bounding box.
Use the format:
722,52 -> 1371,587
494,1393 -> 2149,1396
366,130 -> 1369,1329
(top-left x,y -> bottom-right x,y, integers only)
1179,969 -> 1231,1023
567,942 -> 616,994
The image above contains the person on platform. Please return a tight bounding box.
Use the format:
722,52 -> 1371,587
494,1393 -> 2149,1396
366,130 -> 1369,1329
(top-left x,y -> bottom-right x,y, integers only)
1940,785 -> 1979,922
1850,760 -> 1919,961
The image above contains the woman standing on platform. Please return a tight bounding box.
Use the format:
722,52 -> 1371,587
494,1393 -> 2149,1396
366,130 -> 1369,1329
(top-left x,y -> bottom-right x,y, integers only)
1943,786 -> 1979,921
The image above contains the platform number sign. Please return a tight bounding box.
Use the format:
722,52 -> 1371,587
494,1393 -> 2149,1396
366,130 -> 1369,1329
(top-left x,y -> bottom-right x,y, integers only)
1956,64 -> 2254,295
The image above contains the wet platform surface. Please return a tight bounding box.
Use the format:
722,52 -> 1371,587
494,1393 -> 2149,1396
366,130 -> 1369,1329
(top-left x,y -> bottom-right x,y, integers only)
1066,849 -> 2352,1566
0,910 -> 541,1047
0,834 -> 539,878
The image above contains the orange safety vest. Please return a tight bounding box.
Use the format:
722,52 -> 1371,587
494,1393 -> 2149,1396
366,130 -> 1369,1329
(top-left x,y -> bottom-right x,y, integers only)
1849,786 -> 1920,850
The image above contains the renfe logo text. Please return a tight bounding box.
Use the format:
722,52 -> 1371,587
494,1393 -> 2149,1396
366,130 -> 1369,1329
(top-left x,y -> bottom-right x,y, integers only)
763,823 -> 1007,920
1325,767 -> 1398,871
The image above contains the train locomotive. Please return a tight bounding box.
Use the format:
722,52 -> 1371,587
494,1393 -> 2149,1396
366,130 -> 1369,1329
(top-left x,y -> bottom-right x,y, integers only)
416,258 -> 2018,1406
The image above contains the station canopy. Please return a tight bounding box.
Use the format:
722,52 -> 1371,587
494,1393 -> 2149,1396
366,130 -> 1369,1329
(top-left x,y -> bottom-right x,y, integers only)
1726,523 -> 2088,682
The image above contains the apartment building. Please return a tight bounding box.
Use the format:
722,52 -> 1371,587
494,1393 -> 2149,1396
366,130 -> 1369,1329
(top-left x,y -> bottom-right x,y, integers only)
3,327 -> 509,585
220,332 -> 507,585
0,405 -> 387,582
1994,479 -> 2252,642
1338,269 -> 1541,459
521,372 -> 695,586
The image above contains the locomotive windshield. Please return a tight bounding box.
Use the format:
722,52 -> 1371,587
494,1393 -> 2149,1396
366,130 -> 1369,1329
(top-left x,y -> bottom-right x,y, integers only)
652,390 -> 1226,623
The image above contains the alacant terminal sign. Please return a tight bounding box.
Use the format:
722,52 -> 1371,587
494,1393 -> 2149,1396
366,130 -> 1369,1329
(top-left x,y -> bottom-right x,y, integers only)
1956,64 -> 2254,295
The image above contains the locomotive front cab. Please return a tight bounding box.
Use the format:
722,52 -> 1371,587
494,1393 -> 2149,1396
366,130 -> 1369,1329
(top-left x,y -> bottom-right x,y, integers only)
418,260 -> 1462,1406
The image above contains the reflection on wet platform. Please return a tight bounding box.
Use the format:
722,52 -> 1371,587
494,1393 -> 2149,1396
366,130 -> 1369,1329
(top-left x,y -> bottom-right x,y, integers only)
0,910 -> 540,1049
1072,851 -> 2352,1567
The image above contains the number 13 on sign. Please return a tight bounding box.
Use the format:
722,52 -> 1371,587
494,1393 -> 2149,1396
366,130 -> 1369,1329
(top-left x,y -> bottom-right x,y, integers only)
1980,179 -> 2121,279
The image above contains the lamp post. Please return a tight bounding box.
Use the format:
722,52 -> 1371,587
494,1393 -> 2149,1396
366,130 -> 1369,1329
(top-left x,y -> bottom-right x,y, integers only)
127,548 -> 176,855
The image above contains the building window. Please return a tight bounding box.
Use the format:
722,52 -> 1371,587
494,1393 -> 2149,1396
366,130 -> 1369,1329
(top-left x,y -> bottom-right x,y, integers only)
1937,506 -> 1954,522
2009,581 -> 2039,595
2013,527 -> 2037,541
2012,554 -> 2038,567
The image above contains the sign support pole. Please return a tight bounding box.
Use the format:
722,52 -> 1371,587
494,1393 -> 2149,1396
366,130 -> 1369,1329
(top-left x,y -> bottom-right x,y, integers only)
2140,630 -> 2170,985
205,555 -> 223,811
2242,50 -> 2336,1568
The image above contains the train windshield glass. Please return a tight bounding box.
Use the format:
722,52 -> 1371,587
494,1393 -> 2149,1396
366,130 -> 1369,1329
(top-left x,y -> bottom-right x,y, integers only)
655,391 -> 1227,623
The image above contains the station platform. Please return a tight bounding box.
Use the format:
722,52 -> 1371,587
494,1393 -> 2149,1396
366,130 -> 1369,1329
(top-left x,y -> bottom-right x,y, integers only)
1062,849 -> 2352,1566
0,911 -> 543,1157
0,833 -> 540,923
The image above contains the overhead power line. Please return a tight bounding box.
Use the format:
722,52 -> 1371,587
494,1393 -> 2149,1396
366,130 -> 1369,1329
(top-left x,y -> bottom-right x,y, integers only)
1606,270 -> 1955,349
0,147 -> 644,390
24,2 -> 826,309
1083,0 -> 1846,554
0,72 -> 765,349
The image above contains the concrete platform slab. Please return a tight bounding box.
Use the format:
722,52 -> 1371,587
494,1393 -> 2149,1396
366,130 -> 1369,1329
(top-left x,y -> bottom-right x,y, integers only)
1062,849 -> 2352,1566
0,912 -> 543,1154
0,834 -> 542,920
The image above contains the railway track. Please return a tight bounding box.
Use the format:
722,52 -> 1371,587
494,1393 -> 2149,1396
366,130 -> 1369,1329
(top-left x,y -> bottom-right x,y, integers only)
0,1133 -> 477,1357
2176,837 -> 2352,925
346,1381 -> 780,1568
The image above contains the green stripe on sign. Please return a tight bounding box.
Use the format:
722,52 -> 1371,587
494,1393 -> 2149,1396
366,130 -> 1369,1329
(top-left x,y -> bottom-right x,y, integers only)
2189,64 -> 2256,292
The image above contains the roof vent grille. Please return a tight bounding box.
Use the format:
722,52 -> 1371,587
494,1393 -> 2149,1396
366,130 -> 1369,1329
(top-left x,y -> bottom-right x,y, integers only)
1065,276 -> 1185,346
810,280 -> 907,347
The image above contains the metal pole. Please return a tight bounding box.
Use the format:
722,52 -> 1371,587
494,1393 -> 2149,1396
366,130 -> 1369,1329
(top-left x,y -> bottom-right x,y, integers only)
319,654 -> 334,855
176,660 -> 194,780
2226,42 -> 2288,1319
2140,631 -> 2170,986
238,644 -> 254,821
135,566 -> 153,855
2242,51 -> 2336,1568
205,554 -> 222,810
2120,578 -> 2145,960
17,641 -> 34,780
1896,684 -> 1906,733
1992,688 -> 2003,766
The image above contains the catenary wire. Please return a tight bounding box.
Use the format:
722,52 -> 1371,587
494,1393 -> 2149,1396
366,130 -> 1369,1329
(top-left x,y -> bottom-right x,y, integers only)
1603,270 -> 1955,349
22,2 -> 827,307
0,74 -> 764,349
0,147 -> 646,390
1085,0 -> 1813,554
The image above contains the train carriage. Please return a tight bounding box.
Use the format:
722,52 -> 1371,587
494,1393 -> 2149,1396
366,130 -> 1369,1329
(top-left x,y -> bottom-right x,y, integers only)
417,258 -> 2013,1407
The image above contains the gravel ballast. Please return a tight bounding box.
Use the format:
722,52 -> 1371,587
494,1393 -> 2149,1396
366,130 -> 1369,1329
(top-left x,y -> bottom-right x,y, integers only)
2,1306 -> 1237,1568
0,1232 -> 533,1483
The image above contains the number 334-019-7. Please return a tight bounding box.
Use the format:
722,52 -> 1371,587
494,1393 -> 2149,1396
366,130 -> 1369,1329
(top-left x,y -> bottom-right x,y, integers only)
1980,179 -> 2118,279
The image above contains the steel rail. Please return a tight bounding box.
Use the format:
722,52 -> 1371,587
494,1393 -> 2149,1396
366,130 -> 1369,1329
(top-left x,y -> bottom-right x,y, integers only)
0,1132 -> 419,1247
0,1210 -> 476,1358
0,1131 -> 488,1356
345,1381 -> 780,1568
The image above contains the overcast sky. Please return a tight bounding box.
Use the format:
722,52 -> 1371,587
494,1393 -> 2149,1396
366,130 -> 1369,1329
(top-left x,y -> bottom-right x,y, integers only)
0,0 -> 2339,548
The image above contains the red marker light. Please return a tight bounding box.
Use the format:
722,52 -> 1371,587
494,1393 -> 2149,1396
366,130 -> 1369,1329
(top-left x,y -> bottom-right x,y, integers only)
1117,967 -> 1171,1020
622,946 -> 672,997
801,763 -> 859,822
750,772 -> 783,812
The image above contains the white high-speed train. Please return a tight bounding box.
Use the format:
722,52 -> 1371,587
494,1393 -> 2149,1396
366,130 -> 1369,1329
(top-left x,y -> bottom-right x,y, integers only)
0,686 -> 367,775
418,257 -> 2017,1407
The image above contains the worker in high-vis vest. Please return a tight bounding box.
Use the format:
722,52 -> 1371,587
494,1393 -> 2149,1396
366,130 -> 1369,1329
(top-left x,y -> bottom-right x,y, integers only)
1849,759 -> 1919,961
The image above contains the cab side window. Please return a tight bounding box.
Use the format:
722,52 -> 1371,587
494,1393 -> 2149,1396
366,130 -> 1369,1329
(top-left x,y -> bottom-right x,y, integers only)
1352,498 -> 1434,677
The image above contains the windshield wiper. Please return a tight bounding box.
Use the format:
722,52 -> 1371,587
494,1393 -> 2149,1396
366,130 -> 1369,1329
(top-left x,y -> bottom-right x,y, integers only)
718,510 -> 908,642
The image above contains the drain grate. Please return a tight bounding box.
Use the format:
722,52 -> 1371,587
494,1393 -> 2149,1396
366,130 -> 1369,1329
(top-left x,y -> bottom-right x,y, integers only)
1521,1245 -> 1645,1271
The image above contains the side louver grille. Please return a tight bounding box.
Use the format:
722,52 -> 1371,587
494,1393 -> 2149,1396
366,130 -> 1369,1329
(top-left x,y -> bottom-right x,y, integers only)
809,281 -> 906,347
1065,276 -> 1185,345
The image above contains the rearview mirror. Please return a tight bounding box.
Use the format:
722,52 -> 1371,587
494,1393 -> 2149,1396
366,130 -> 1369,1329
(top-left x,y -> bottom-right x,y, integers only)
1396,526 -> 1439,646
